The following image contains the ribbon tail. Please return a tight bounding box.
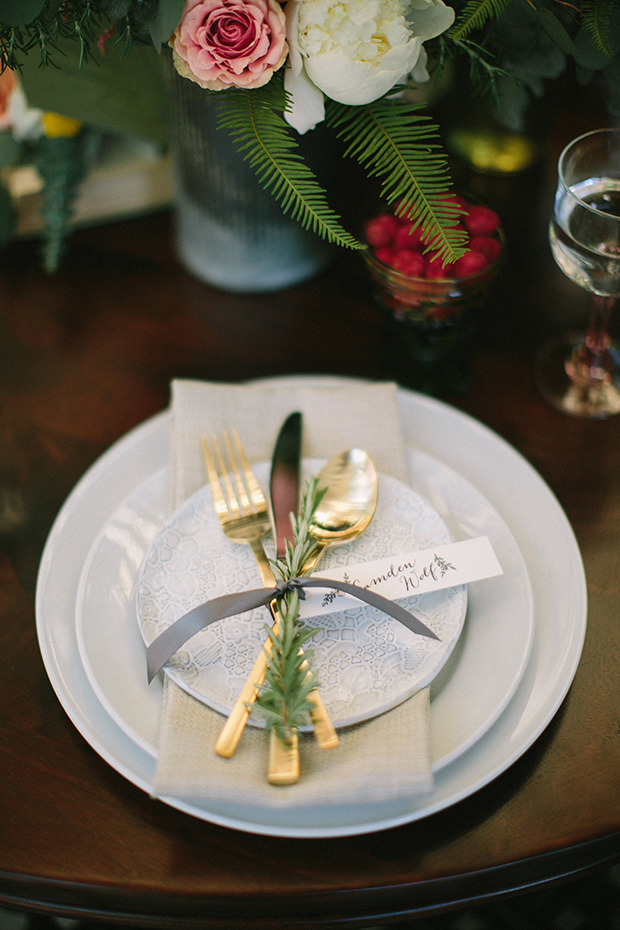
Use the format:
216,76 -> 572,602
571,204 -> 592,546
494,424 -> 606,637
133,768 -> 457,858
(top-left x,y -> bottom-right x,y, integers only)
145,573 -> 440,684
297,577 -> 441,641
146,585 -> 279,683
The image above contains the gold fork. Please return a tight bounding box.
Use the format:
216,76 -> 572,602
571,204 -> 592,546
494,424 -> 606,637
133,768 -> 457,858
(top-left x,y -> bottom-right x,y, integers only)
202,431 -> 338,782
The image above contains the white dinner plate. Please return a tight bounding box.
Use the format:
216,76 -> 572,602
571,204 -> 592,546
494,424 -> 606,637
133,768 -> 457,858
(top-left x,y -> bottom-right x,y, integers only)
75,448 -> 530,768
36,377 -> 586,837
136,462 -> 468,730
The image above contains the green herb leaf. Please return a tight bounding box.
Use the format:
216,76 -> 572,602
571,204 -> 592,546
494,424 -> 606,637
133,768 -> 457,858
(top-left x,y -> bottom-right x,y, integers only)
254,478 -> 327,738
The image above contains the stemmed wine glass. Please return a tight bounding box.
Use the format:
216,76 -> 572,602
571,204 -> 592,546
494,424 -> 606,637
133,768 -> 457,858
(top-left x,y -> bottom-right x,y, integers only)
535,128 -> 620,418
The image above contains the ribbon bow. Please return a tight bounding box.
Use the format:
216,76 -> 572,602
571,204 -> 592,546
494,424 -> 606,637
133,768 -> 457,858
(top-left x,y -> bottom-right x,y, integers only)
146,576 -> 439,683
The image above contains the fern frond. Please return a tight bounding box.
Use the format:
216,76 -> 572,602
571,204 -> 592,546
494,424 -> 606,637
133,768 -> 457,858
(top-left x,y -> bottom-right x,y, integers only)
326,94 -> 468,266
450,0 -> 514,41
579,0 -> 615,57
215,78 -> 364,251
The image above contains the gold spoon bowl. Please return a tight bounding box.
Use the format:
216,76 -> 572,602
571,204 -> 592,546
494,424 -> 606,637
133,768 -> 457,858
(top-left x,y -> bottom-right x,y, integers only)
303,448 -> 378,573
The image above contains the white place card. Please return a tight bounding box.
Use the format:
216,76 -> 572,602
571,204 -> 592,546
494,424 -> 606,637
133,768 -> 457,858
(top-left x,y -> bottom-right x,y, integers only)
297,536 -> 502,619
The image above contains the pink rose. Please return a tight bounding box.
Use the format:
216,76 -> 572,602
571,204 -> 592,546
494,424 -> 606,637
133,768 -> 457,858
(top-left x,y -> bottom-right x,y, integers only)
171,0 -> 288,91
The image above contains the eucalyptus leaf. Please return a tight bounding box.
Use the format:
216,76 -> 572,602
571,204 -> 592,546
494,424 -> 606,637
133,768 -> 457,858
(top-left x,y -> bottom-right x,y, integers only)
493,75 -> 530,132
19,39 -> 167,144
537,9 -> 579,57
574,25 -> 611,70
148,0 -> 184,47
0,0 -> 45,27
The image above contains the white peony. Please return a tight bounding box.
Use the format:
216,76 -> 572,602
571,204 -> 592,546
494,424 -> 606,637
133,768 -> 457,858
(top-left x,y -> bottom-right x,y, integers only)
284,0 -> 455,133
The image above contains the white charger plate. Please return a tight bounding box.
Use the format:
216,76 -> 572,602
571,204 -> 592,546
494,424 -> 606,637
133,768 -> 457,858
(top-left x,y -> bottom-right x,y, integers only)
36,378 -> 586,837
136,462 -> 468,730
74,452 -> 531,768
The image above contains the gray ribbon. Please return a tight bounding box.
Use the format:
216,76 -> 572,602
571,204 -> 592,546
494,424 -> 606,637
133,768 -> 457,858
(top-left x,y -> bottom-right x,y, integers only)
146,577 -> 439,683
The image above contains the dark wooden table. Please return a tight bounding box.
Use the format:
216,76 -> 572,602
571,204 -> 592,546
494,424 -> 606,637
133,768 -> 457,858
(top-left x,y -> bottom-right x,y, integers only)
0,89 -> 619,928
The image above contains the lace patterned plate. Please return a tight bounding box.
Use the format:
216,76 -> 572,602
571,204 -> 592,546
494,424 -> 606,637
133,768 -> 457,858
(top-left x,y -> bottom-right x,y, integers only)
137,460 -> 467,729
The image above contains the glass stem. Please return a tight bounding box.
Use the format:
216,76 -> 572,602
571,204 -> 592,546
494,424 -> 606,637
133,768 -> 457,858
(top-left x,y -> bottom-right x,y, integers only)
568,295 -> 617,386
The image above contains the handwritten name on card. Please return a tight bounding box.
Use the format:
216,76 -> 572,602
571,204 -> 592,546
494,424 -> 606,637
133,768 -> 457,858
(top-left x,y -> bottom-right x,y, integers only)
297,536 -> 502,620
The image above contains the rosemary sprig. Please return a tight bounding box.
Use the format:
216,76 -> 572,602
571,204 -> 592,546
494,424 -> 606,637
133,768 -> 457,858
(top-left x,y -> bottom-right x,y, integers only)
254,477 -> 326,746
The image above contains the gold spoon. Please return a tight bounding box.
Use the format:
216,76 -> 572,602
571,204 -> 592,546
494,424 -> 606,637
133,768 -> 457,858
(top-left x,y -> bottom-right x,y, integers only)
268,448 -> 378,784
303,448 -> 378,574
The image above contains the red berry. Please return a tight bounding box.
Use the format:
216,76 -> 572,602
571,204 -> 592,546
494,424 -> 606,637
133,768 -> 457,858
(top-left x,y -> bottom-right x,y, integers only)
365,214 -> 399,248
453,250 -> 489,277
450,194 -> 468,212
424,253 -> 450,279
393,222 -> 424,250
392,250 -> 425,277
444,194 -> 468,215
374,247 -> 396,266
465,205 -> 500,236
469,236 -> 502,261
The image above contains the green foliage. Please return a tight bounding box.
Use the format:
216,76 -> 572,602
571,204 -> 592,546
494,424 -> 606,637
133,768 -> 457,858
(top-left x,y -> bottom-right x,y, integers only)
2,0 -> 620,269
450,0 -> 514,41
216,75 -> 471,259
327,93 -> 468,265
19,38 -> 167,144
537,8 -> 579,58
255,478 -> 326,742
0,128 -> 19,167
443,0 -> 620,131
0,2 -> 104,71
0,0 -> 47,28
146,0 -> 184,48
256,595 -> 318,745
580,0 -> 616,58
32,129 -> 98,272
0,0 -> 178,72
216,77 -> 364,251
0,177 -> 15,246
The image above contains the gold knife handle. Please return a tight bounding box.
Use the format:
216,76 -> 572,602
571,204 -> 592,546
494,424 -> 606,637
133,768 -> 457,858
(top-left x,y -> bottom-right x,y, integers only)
217,537 -> 338,758
268,728 -> 299,785
296,541 -> 339,746
215,601 -> 339,759
306,678 -> 339,749
214,625 -> 276,758
266,650 -> 339,783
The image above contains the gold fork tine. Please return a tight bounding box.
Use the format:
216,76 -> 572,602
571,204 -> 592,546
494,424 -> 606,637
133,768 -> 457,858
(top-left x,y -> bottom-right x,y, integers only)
223,430 -> 254,515
231,429 -> 267,511
202,437 -> 231,524
212,434 -> 243,520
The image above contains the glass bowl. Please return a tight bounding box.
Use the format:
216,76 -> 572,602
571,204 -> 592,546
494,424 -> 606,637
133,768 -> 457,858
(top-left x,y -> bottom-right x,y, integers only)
363,199 -> 505,397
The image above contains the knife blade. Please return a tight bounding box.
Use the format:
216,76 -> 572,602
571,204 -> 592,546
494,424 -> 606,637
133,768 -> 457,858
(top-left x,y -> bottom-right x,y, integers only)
270,411 -> 302,559
268,412 -> 339,778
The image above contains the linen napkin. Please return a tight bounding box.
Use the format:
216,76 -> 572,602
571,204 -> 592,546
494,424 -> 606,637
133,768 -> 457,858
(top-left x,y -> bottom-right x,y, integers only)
151,378 -> 434,807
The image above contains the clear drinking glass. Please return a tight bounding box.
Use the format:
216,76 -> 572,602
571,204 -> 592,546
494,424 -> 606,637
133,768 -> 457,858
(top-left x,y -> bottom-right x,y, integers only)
535,128 -> 620,417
